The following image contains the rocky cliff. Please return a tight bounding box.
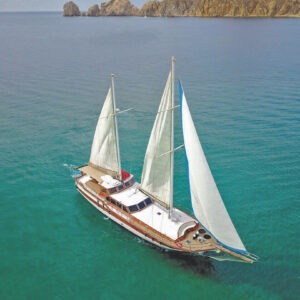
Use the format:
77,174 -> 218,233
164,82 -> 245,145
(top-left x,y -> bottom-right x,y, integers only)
139,0 -> 192,17
63,0 -> 300,17
88,4 -> 100,16
99,0 -> 139,16
139,0 -> 300,17
63,1 -> 81,16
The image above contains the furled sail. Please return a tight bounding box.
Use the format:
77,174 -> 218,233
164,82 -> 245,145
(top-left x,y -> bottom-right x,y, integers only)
179,81 -> 246,253
140,72 -> 173,208
89,83 -> 121,179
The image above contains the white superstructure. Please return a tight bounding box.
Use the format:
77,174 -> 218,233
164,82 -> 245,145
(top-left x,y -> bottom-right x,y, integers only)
78,173 -> 196,241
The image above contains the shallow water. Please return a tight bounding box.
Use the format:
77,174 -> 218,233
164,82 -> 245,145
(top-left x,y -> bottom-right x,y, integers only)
0,12 -> 299,299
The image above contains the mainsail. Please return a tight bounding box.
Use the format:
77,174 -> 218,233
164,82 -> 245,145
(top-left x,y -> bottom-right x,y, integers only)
179,81 -> 246,253
89,75 -> 121,180
140,66 -> 174,209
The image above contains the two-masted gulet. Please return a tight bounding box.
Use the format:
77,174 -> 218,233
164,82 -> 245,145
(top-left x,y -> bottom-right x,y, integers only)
73,58 -> 257,263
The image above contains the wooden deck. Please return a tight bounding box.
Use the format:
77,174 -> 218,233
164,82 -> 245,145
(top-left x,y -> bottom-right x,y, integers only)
86,179 -> 102,194
81,176 -> 218,253
178,225 -> 217,252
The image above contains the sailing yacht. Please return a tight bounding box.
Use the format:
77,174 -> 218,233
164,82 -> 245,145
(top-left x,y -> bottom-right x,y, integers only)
73,59 -> 257,263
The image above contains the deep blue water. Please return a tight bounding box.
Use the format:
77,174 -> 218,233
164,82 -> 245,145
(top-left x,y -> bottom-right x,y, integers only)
0,12 -> 299,299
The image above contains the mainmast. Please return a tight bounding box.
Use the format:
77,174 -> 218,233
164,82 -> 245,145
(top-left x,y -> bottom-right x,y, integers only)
169,57 -> 175,219
140,57 -> 177,212
111,74 -> 122,181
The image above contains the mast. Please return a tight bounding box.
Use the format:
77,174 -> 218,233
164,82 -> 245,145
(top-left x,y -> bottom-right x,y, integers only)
111,73 -> 122,181
169,57 -> 175,219
140,58 -> 175,210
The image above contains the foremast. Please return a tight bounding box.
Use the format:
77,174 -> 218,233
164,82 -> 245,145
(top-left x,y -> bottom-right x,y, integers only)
89,74 -> 122,180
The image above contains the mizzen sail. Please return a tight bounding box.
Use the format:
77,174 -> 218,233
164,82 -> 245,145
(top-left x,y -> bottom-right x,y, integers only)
179,81 -> 246,253
140,71 -> 174,209
89,76 -> 121,179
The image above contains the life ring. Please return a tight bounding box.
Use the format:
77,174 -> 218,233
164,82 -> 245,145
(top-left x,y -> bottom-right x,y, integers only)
175,242 -> 183,248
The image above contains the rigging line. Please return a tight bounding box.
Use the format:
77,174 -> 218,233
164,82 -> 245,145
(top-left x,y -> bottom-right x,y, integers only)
134,106 -> 180,116
157,105 -> 180,114
98,108 -> 134,119
116,108 -> 134,115
133,109 -> 155,114
155,144 -> 184,158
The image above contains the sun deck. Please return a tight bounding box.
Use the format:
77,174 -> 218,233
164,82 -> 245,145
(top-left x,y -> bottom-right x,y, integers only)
78,165 -> 105,183
132,203 -> 196,240
112,183 -> 148,206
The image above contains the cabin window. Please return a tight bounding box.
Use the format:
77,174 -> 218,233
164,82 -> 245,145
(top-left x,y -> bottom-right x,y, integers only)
138,201 -> 145,210
118,185 -> 124,191
128,205 -> 138,213
125,181 -> 130,187
106,197 -> 110,201
130,178 -> 135,184
111,199 -> 116,205
122,206 -> 128,213
116,202 -> 122,208
145,198 -> 153,205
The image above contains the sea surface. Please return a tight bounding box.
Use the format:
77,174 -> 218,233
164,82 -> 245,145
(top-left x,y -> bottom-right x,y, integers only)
0,12 -> 299,299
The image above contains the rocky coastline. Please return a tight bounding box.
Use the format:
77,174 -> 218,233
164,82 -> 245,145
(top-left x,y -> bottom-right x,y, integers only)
63,0 -> 300,17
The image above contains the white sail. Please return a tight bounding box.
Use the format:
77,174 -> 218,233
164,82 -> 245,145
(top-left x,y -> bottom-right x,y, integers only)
140,71 -> 173,208
180,82 -> 246,253
89,84 -> 121,179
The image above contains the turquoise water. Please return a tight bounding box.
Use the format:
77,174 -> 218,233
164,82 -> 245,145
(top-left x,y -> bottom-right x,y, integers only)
0,13 -> 299,299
